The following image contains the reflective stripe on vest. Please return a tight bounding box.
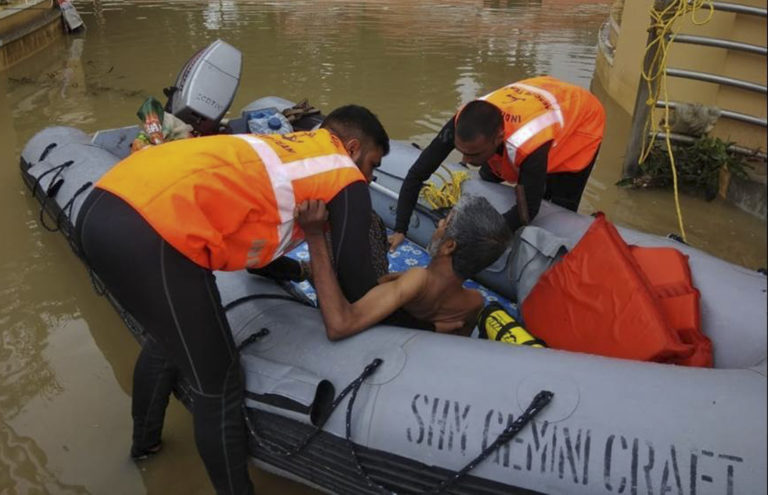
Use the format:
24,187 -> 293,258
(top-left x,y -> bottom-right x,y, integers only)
95,131 -> 364,271
509,82 -> 565,126
504,110 -> 562,166
475,76 -> 605,182
236,134 -> 360,263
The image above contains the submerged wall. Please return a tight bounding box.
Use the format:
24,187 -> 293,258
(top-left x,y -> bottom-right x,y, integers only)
595,0 -> 767,219
1,0 -> 63,71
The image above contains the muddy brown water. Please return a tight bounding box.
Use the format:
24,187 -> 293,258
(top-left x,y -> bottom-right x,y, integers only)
1,1 -> 765,494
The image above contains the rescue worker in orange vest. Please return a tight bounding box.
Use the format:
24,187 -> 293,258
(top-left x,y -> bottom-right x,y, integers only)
388,76 -> 606,251
74,105 -> 407,495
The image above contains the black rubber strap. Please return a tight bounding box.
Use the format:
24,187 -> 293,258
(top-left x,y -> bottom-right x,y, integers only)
236,327 -> 270,352
494,321 -> 521,342
346,387 -> 554,494
32,161 -> 73,203
494,321 -> 547,348
425,390 -> 554,494
222,293 -> 312,312
32,160 -> 72,195
59,182 -> 92,228
243,357 -> 384,458
38,142 -> 58,162
40,181 -> 92,233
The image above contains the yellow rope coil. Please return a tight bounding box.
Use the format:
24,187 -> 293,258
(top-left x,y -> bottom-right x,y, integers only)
420,165 -> 470,209
639,0 -> 715,243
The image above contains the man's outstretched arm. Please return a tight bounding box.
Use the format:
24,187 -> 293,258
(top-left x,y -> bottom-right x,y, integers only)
297,200 -> 426,340
391,117 -> 457,249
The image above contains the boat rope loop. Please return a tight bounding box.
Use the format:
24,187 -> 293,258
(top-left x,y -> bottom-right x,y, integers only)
33,158 -> 92,236
242,357 -> 384,458
40,180 -> 92,237
31,160 -> 73,201
639,0 -> 715,243
419,164 -> 470,210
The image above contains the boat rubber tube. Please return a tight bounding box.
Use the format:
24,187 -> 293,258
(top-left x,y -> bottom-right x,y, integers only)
18,116 -> 767,495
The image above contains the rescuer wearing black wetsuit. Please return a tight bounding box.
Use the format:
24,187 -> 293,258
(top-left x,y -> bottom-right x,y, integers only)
389,78 -> 605,251
393,119 -> 594,239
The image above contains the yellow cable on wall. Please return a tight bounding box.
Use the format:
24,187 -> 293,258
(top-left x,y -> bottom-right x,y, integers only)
639,0 -> 715,243
420,165 -> 470,209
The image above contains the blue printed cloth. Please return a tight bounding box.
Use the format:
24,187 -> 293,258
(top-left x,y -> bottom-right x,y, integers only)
286,234 -> 518,321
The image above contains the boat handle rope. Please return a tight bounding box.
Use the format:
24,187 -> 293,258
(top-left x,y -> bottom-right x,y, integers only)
236,327 -> 270,352
348,388 -> 555,495
31,165 -> 106,293
31,161 -> 74,221
31,160 -> 72,197
423,390 -> 554,494
40,181 -> 92,234
242,357 -> 384,459
223,293 -> 313,312
38,142 -> 58,162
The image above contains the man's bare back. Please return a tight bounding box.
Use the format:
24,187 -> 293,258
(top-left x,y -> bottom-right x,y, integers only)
296,198 -> 505,340
380,269 -> 483,336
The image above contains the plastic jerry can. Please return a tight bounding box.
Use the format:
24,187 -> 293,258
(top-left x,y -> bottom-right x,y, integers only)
245,108 -> 293,135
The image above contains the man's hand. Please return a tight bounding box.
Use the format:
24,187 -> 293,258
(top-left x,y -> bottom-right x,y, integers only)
295,200 -> 328,235
388,231 -> 405,252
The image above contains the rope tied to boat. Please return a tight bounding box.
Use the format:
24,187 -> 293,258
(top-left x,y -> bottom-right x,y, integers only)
419,164 -> 469,210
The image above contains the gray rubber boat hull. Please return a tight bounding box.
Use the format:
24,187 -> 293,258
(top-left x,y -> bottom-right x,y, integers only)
19,110 -> 767,495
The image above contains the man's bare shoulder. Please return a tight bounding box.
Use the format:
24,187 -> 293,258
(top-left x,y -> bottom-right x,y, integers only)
398,267 -> 429,288
463,287 -> 485,311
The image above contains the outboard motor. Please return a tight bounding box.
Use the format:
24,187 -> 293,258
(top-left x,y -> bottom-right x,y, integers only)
164,39 -> 242,135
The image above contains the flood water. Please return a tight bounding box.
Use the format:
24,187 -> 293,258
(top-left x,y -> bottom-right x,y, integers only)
1,1 -> 765,494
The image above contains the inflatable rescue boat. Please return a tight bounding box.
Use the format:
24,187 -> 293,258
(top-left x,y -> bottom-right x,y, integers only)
18,41 -> 767,495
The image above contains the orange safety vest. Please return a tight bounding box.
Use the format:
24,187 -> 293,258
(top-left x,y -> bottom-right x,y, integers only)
96,130 -> 365,271
465,76 -> 605,183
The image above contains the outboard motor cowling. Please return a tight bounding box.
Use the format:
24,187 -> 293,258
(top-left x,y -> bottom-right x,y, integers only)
165,39 -> 242,135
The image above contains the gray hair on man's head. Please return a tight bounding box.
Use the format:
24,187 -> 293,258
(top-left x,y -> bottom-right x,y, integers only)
445,195 -> 511,279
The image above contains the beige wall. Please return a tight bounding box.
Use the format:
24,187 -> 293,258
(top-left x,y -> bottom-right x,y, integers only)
595,0 -> 767,151
0,2 -> 63,70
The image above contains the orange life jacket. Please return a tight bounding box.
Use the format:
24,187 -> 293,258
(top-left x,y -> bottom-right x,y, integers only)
462,76 -> 605,183
630,246 -> 712,367
96,130 -> 365,271
521,214 -> 697,364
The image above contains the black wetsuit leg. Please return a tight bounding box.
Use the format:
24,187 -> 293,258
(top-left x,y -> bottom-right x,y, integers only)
544,152 -> 598,212
131,337 -> 177,455
75,189 -> 253,495
325,182 -> 435,330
